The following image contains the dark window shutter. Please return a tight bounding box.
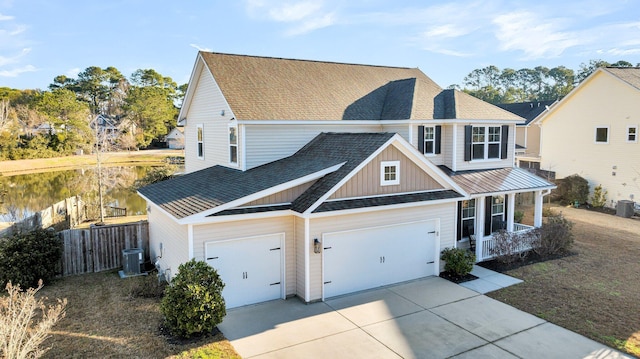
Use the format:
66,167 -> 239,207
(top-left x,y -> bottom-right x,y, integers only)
418,126 -> 425,154
485,196 -> 492,235
501,125 -> 509,159
435,125 -> 442,154
464,125 -> 472,161
457,201 -> 462,241
504,194 -> 509,223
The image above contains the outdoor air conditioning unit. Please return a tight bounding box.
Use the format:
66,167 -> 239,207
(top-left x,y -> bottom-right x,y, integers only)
121,248 -> 144,277
616,200 -> 635,218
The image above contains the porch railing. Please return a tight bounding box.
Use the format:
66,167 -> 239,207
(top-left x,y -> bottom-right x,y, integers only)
479,224 -> 536,261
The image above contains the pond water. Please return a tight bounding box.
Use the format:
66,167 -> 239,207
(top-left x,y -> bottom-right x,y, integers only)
0,165 -> 176,223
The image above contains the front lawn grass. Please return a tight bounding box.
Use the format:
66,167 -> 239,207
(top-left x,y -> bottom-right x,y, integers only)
487,206 -> 640,357
38,271 -> 240,358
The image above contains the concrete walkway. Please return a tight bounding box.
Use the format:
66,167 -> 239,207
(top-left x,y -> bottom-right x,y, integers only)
219,276 -> 631,359
459,265 -> 524,294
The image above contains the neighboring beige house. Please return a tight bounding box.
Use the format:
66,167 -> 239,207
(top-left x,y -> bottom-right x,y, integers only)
165,127 -> 185,149
534,67 -> 640,207
138,52 -> 554,308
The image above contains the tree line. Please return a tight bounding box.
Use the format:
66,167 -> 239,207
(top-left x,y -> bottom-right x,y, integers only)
456,59 -> 639,105
0,67 -> 185,160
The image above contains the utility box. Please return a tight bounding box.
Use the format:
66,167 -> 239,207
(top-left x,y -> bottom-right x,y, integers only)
121,248 -> 144,276
616,200 -> 635,218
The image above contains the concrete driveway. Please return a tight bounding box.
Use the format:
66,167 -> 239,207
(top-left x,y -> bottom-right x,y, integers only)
219,276 -> 631,359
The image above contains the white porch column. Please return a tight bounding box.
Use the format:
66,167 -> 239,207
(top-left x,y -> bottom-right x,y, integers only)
534,190 -> 543,228
475,196 -> 485,260
507,194 -> 515,232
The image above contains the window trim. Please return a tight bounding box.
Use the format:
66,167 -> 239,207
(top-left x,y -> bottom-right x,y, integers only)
627,125 -> 638,143
461,199 -> 476,239
380,160 -> 400,186
228,124 -> 238,165
595,126 -> 609,144
196,124 -> 204,160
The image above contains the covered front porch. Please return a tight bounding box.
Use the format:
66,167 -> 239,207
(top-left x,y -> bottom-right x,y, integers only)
445,167 -> 556,262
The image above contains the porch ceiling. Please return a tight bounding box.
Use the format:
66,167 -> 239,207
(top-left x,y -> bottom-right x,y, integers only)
440,166 -> 555,196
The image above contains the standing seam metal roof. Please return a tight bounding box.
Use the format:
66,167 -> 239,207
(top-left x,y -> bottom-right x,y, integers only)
440,166 -> 555,195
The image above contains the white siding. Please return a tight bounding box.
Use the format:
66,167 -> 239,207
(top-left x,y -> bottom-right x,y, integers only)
244,123 -> 383,169
540,71 -> 640,205
192,216 -> 296,296
307,203 -> 456,301
294,216 -> 306,298
454,123 -> 514,171
184,65 -> 236,173
147,204 -> 188,281
382,123 -> 410,139
443,124 -> 454,168
409,123 -> 446,166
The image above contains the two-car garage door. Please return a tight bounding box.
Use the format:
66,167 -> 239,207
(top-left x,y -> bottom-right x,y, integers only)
322,219 -> 439,299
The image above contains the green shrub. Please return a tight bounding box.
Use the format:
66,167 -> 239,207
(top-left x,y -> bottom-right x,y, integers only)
160,259 -> 226,338
542,207 -> 558,217
533,213 -> 574,257
440,247 -> 475,276
590,184 -> 608,208
0,228 -> 63,288
514,210 -> 524,223
554,174 -> 589,206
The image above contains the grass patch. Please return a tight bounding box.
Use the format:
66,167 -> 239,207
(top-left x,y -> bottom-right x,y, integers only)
38,271 -> 239,358
486,205 -> 640,358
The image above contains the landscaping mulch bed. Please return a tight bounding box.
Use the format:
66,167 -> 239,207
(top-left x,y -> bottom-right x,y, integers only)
439,271 -> 478,284
485,206 -> 640,357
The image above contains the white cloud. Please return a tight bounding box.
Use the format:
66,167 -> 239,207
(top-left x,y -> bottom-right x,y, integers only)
284,12 -> 336,36
0,47 -> 29,66
268,1 -> 323,22
65,67 -> 80,78
492,11 -> 585,59
0,64 -> 36,77
0,13 -> 13,21
244,0 -> 337,36
190,43 -> 212,52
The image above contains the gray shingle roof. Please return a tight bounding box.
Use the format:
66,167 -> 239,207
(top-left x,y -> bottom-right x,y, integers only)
604,67 -> 640,90
439,166 -> 555,195
198,52 -> 522,121
497,100 -> 556,125
139,132 -> 397,219
314,190 -> 463,213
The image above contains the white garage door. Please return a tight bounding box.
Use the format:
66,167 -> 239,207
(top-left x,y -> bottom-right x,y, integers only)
323,220 -> 439,299
205,233 -> 284,308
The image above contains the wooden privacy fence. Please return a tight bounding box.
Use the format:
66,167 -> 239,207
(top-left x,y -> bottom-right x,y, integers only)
58,221 -> 149,276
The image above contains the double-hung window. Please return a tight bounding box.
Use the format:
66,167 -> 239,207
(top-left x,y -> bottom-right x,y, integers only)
424,126 -> 435,154
196,124 -> 204,159
627,126 -> 637,143
461,199 -> 476,238
418,125 -> 441,155
490,195 -> 505,233
229,125 -> 238,164
465,125 -> 508,161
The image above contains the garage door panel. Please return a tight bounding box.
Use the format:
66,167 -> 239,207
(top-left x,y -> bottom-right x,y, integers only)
323,220 -> 438,299
206,234 -> 283,308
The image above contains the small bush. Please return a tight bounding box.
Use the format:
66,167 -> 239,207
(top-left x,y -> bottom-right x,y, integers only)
554,174 -> 589,206
133,165 -> 176,190
490,230 -> 536,265
0,228 -> 63,288
0,280 -> 67,359
160,259 -> 226,338
590,184 -> 608,208
514,210 -> 524,223
441,247 -> 475,276
542,207 -> 557,217
533,213 -> 574,257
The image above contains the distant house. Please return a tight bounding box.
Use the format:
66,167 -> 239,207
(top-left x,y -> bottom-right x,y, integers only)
533,67 -> 640,207
138,52 -> 554,308
498,100 -> 556,171
165,127 -> 184,149
90,114 -> 137,146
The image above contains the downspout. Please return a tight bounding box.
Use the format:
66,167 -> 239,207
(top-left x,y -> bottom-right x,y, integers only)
304,217 -> 310,302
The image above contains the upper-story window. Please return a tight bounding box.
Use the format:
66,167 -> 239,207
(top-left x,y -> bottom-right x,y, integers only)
627,126 -> 637,143
229,125 -> 238,164
595,126 -> 609,144
380,161 -> 400,186
196,124 -> 204,159
418,125 -> 441,155
465,125 -> 509,161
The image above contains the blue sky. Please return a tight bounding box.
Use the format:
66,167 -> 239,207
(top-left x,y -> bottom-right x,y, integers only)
1,0 -> 640,90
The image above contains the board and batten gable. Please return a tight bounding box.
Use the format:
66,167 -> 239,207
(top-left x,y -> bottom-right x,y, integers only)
243,123 -> 385,169
243,182 -> 316,207
183,61 -> 238,173
307,202 -> 457,301
453,123 -> 515,171
147,203 -> 189,281
329,145 -> 444,200
540,70 -> 640,204
191,216 -> 297,297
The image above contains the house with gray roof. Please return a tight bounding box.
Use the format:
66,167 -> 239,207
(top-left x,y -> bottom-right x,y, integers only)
138,52 -> 554,308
